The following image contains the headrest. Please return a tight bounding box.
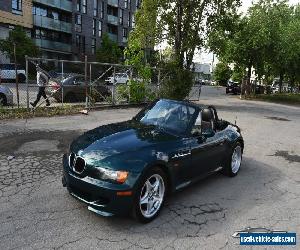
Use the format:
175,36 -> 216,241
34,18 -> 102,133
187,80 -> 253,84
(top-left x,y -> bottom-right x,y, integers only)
202,108 -> 213,122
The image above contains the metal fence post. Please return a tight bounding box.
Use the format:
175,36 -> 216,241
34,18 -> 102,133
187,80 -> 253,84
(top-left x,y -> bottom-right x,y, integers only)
14,43 -> 20,108
84,55 -> 88,108
129,67 -> 133,103
112,66 -> 116,105
89,63 -> 92,108
61,61 -> 64,107
25,56 -> 29,111
157,68 -> 161,98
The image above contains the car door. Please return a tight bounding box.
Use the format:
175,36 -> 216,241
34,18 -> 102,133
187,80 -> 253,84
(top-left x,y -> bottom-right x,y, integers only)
74,76 -> 86,101
189,111 -> 226,178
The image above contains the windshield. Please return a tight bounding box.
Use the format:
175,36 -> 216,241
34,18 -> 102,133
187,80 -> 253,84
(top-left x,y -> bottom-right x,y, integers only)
137,100 -> 196,135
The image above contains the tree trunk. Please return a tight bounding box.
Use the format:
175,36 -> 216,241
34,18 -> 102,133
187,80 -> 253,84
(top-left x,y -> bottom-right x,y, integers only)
279,72 -> 284,93
245,64 -> 252,96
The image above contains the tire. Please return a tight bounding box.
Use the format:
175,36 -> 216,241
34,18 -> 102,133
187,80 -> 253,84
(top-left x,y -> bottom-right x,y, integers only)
0,94 -> 7,106
18,73 -> 26,83
222,142 -> 242,177
132,167 -> 168,223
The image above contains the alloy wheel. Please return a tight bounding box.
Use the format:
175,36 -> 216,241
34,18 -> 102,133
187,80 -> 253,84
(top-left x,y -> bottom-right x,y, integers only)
139,174 -> 165,218
231,145 -> 242,174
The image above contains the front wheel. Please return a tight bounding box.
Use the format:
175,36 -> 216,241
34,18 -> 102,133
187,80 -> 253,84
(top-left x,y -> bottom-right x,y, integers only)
132,167 -> 167,223
222,142 -> 242,177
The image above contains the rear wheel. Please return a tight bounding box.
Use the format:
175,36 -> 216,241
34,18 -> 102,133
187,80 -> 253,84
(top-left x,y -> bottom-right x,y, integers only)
0,94 -> 7,106
222,142 -> 242,177
132,167 -> 167,223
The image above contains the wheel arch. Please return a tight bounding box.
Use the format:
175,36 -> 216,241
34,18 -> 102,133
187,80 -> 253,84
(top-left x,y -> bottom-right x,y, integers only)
142,161 -> 174,195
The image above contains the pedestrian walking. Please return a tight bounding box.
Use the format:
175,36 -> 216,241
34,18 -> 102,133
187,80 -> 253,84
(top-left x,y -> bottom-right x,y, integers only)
30,64 -> 50,107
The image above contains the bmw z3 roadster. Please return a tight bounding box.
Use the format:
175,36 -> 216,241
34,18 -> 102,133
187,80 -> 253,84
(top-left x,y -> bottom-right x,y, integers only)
62,99 -> 244,223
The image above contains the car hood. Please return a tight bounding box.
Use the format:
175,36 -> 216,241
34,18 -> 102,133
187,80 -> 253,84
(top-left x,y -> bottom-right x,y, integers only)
70,121 -> 178,169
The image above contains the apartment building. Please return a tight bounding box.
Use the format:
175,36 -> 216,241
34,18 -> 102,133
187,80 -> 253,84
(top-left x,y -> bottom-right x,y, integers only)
31,0 -> 73,60
73,0 -> 140,61
0,0 -> 33,63
0,0 -> 140,61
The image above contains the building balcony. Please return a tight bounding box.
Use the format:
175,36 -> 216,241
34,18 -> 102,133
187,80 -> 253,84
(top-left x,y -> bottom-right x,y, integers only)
34,38 -> 72,53
108,33 -> 118,42
33,0 -> 72,12
34,15 -> 72,34
107,0 -> 119,7
107,15 -> 119,26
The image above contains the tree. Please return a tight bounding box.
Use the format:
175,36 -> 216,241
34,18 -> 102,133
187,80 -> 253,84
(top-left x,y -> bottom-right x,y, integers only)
213,62 -> 232,86
96,33 -> 123,63
159,0 -> 241,69
208,0 -> 300,94
0,26 -> 39,65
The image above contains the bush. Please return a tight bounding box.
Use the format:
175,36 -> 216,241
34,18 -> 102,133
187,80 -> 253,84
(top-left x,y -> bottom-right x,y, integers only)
116,80 -> 156,104
159,62 -> 194,100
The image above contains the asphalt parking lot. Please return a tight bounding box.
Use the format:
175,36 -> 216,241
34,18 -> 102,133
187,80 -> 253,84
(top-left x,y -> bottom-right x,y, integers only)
0,86 -> 299,249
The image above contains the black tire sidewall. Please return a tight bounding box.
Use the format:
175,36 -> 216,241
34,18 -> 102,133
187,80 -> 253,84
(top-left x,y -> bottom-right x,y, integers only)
0,94 -> 7,106
132,167 -> 168,223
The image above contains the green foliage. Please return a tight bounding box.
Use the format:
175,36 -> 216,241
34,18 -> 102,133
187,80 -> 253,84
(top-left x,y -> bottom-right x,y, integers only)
231,65 -> 245,83
159,61 -> 194,100
96,33 -> 123,63
208,0 -> 300,93
116,81 -> 156,104
0,26 -> 39,66
213,62 -> 232,86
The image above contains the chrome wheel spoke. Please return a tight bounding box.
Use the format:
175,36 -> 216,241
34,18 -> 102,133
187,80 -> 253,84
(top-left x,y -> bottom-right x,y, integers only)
139,174 -> 165,218
231,146 -> 242,174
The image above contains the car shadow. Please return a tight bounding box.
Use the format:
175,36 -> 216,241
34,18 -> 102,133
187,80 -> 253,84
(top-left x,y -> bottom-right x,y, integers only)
86,156 -> 284,241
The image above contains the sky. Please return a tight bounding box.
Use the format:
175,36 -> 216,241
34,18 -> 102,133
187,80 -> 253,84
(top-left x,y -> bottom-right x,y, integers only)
196,0 -> 300,64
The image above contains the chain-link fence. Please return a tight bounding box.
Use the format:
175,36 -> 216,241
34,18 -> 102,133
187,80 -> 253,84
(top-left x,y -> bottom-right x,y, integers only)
0,57 -> 201,110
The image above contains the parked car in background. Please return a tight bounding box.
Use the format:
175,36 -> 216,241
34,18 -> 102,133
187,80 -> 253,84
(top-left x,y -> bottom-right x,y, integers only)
226,81 -> 241,95
46,74 -> 111,102
0,64 -> 26,83
105,72 -> 142,85
0,85 -> 13,106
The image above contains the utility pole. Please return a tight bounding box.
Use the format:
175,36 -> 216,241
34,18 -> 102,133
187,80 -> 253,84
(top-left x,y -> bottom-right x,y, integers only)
14,43 -> 20,108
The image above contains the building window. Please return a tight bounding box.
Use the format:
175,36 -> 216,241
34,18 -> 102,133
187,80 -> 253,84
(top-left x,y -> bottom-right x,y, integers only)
12,0 -> 22,15
119,9 -> 123,25
93,0 -> 98,17
132,14 -> 135,28
128,13 -> 131,27
76,34 -> 80,47
124,0 -> 128,9
91,38 -> 96,55
92,19 -> 96,36
122,28 -> 128,39
82,0 -> 87,14
76,0 -> 81,12
75,14 -> 82,32
128,0 -> 131,9
136,0 -> 140,9
82,36 -> 85,53
100,1 -> 104,18
98,21 -> 102,37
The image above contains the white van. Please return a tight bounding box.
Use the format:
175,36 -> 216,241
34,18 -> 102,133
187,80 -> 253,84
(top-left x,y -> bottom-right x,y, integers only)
0,64 -> 26,83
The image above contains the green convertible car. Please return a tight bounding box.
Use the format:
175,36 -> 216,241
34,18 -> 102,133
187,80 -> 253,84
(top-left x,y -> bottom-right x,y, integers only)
62,99 -> 244,223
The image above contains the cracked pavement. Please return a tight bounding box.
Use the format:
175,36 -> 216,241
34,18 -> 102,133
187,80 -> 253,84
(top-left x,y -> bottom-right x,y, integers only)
0,86 -> 299,249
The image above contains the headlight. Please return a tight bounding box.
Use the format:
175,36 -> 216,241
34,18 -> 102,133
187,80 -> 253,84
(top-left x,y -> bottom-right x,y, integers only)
97,167 -> 128,184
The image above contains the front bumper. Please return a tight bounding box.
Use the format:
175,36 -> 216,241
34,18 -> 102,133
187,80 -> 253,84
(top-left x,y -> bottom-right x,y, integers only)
62,154 -> 135,216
